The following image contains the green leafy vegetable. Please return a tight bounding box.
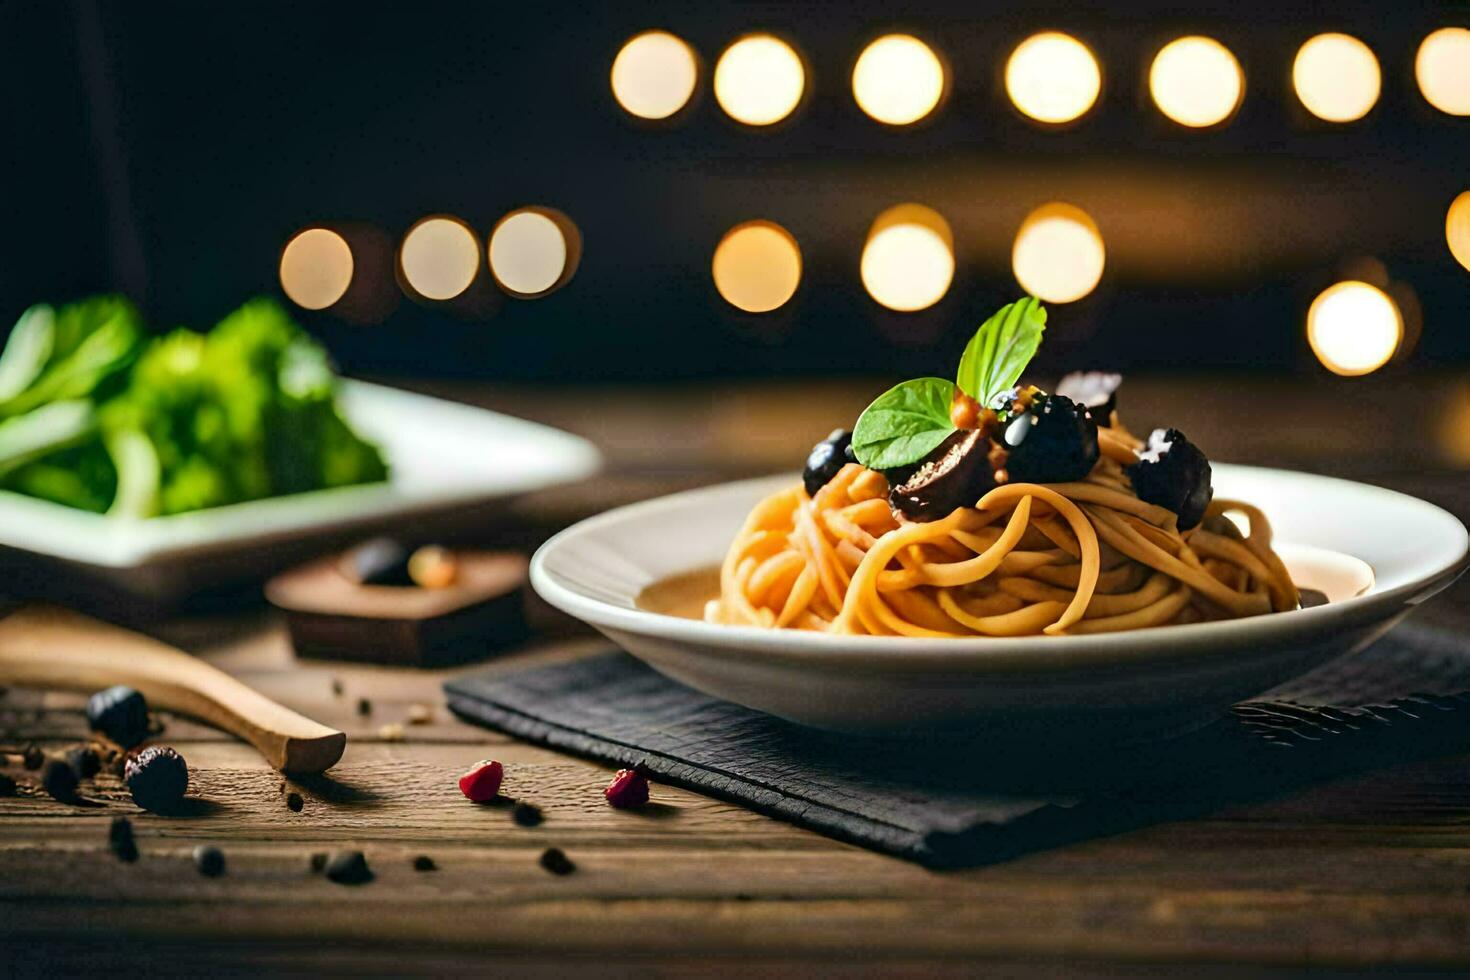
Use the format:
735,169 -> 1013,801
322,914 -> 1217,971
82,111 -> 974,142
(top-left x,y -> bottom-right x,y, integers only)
955,296 -> 1046,406
851,377 -> 957,471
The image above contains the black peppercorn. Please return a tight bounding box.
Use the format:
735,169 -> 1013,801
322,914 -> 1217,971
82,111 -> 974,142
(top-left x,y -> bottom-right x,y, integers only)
109,816 -> 138,863
124,746 -> 189,813
412,855 -> 436,872
193,845 -> 226,877
66,745 -> 101,780
286,792 -> 304,813
85,685 -> 151,749
0,772 -> 16,797
22,743 -> 43,770
539,847 -> 575,876
42,759 -> 79,802
325,849 -> 372,885
331,677 -> 344,696
309,851 -> 328,873
511,802 -> 543,827
356,697 -> 372,717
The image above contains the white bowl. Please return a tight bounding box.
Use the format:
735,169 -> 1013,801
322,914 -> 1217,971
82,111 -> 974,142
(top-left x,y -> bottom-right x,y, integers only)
532,465 -> 1468,743
0,381 -> 601,602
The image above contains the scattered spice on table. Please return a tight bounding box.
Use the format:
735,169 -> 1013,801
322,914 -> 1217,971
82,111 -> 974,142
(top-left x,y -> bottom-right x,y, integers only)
42,759 -> 79,802
458,760 -> 503,803
406,703 -> 432,725
512,802 -> 543,827
86,685 -> 150,749
331,677 -> 344,696
539,847 -> 575,876
22,743 -> 43,770
286,791 -> 305,813
604,768 -> 650,809
0,772 -> 16,797
125,745 -> 189,813
412,855 -> 437,871
309,851 -> 328,873
325,849 -> 372,885
193,845 -> 226,877
109,816 -> 138,863
66,745 -> 101,780
356,697 -> 372,717
378,722 -> 405,742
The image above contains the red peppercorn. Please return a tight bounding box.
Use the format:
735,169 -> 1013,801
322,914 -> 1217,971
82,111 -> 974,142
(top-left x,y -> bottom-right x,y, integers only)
458,759 -> 503,803
604,768 -> 649,809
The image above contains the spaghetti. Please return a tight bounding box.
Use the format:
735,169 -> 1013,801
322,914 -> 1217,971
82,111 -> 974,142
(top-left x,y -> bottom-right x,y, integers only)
706,426 -> 1298,637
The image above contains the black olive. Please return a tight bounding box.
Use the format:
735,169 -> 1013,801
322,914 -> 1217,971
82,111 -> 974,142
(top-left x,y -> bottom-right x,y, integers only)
1002,394 -> 1100,484
124,745 -> 189,814
890,429 -> 996,521
1055,372 -> 1122,426
1127,428 -> 1213,530
344,537 -> 414,586
802,429 -> 853,497
86,686 -> 150,749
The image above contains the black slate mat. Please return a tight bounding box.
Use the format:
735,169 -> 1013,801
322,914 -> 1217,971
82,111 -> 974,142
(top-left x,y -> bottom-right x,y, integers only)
445,625 -> 1470,868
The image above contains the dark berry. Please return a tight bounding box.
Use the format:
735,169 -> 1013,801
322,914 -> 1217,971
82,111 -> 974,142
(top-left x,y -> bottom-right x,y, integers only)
890,429 -> 996,521
539,847 -> 575,876
42,759 -> 79,802
412,855 -> 437,871
512,801 -> 544,827
193,845 -> 226,877
286,792 -> 304,813
0,772 -> 15,797
1001,394 -> 1100,484
1055,371 -> 1122,426
124,746 -> 189,813
604,769 -> 650,809
1127,428 -> 1213,530
66,745 -> 101,780
86,686 -> 150,749
22,743 -> 44,770
325,849 -> 372,885
109,816 -> 138,863
802,429 -> 853,497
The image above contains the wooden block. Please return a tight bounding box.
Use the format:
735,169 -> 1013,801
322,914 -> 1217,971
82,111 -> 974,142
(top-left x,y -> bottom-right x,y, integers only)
266,550 -> 529,667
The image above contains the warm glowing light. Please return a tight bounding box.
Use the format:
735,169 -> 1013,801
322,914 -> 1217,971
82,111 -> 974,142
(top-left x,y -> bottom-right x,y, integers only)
1307,281 -> 1402,377
714,34 -> 805,126
712,221 -> 802,313
1149,36 -> 1244,128
1293,33 -> 1380,122
1011,203 -> 1105,304
1005,32 -> 1102,124
1447,191 -> 1470,273
489,209 -> 579,298
279,228 -> 353,310
851,34 -> 946,125
860,204 -> 954,313
1416,28 -> 1470,115
400,217 -> 480,301
611,30 -> 698,120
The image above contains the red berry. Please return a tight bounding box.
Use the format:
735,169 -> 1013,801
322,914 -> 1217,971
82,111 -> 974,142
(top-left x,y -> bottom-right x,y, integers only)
458,760 -> 503,803
604,768 -> 649,809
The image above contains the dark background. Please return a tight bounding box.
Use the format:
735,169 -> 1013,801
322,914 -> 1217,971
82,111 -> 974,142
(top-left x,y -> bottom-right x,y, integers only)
2,0 -> 1466,383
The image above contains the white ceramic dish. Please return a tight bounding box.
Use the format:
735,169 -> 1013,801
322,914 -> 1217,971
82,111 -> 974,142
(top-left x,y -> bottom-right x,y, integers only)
0,381 -> 601,602
532,465 -> 1468,743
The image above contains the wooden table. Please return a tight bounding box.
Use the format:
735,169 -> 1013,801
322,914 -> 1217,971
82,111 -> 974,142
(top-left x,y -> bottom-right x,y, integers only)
4,377 -> 1470,975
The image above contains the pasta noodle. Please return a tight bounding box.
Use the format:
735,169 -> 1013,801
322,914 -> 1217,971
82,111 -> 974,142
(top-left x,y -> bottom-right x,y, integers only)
706,428 -> 1299,637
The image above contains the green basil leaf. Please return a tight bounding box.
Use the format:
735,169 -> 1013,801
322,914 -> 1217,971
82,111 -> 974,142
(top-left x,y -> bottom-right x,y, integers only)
955,296 -> 1047,405
851,377 -> 957,471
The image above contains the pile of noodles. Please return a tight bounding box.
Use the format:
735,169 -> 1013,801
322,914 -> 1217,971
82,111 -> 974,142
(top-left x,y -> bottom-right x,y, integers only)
706,424 -> 1298,637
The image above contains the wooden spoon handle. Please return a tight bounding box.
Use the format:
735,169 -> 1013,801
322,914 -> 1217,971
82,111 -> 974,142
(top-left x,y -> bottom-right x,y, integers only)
0,604 -> 345,773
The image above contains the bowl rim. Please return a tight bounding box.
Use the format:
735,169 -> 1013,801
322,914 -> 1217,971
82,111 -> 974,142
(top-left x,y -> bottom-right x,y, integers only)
531,464 -> 1469,674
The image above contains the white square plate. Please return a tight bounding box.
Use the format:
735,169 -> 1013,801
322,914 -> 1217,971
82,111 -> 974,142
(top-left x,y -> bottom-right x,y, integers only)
0,380 -> 601,601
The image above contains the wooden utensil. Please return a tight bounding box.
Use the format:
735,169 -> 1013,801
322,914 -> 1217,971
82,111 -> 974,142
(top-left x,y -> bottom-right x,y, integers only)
0,604 -> 345,773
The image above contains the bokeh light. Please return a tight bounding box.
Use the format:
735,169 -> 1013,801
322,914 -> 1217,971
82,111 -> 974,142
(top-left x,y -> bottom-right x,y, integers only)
1293,33 -> 1380,122
1005,32 -> 1102,124
1149,36 -> 1244,128
1416,28 -> 1470,116
851,34 -> 946,125
1447,191 -> 1470,273
1011,203 -> 1105,304
860,204 -> 955,312
712,220 -> 802,313
279,228 -> 353,311
399,217 -> 481,301
489,209 -> 580,298
1307,281 -> 1402,377
714,34 -> 805,126
611,30 -> 698,120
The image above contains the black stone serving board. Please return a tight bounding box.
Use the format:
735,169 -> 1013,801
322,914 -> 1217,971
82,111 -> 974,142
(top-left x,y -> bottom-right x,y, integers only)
446,624 -> 1470,868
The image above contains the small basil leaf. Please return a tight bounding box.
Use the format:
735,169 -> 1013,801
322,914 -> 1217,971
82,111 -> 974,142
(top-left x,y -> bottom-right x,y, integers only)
851,377 -> 957,471
955,296 -> 1047,405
